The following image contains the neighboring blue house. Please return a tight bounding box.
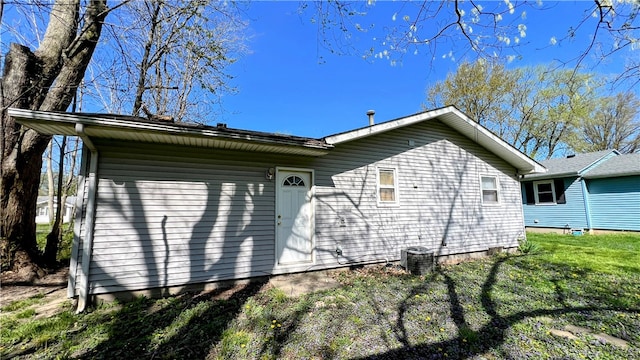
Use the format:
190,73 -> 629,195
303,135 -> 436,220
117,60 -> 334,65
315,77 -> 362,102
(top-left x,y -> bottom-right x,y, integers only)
521,150 -> 640,232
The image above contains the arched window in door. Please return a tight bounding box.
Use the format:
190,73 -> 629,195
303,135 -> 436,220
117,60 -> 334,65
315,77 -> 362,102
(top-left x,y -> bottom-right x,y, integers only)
283,175 -> 306,187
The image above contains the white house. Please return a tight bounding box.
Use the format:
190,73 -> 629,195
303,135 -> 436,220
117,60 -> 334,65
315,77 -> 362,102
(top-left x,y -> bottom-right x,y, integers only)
36,196 -> 76,224
11,106 -> 545,311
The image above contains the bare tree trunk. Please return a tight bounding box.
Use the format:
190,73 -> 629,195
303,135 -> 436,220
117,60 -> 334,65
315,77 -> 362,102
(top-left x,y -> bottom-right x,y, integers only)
64,136 -> 80,234
43,136 -> 66,266
47,139 -> 55,224
132,1 -> 162,116
0,0 -> 107,276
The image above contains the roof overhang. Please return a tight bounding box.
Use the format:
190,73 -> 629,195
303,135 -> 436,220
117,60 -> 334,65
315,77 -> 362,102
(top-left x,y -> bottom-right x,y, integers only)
522,171 -> 578,180
9,108 -> 332,157
325,106 -> 546,174
583,170 -> 640,179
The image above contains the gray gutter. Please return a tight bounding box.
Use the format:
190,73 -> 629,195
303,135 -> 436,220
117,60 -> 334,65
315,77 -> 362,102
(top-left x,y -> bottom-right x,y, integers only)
8,108 -> 332,151
583,170 -> 640,179
522,171 -> 580,180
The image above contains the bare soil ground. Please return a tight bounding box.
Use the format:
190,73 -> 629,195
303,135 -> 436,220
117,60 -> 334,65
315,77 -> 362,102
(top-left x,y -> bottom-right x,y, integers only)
0,267 -> 69,308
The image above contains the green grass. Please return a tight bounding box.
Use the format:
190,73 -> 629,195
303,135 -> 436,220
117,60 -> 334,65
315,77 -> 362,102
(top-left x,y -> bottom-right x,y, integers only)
36,223 -> 74,263
1,232 -> 639,359
529,232 -> 640,275
0,293 -> 45,312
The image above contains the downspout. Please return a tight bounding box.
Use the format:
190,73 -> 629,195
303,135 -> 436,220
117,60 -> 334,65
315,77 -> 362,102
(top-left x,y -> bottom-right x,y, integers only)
516,173 -> 527,243
75,123 -> 99,313
67,145 -> 88,298
579,177 -> 593,232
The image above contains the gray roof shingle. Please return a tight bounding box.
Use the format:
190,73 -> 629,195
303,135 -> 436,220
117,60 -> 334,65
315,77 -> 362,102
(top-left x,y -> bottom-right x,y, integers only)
582,152 -> 640,178
523,149 -> 616,179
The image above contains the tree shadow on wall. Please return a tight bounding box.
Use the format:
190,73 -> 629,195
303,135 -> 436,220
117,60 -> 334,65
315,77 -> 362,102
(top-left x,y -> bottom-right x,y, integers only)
83,173 -> 268,358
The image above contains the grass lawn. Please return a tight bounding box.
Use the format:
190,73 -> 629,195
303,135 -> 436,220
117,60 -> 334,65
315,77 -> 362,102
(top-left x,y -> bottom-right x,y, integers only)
36,223 -> 74,263
1,232 -> 639,359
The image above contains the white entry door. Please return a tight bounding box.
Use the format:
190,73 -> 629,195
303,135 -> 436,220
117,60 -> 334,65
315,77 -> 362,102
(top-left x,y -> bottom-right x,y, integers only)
276,170 -> 313,265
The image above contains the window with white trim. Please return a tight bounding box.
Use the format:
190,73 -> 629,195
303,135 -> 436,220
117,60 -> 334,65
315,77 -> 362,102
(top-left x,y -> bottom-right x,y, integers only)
377,167 -> 398,205
534,180 -> 556,204
480,175 -> 499,204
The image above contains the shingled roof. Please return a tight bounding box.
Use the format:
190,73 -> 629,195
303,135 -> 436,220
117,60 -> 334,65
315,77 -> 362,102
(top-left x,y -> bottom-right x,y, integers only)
582,152 -> 640,179
10,106 -> 546,174
523,150 -> 618,180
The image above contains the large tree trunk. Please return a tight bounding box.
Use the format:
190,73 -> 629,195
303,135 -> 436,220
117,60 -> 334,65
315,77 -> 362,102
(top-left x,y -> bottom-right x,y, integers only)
0,45 -> 51,275
0,0 -> 107,277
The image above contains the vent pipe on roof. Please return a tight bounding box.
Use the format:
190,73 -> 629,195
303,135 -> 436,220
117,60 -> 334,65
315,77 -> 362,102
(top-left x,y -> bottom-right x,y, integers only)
367,110 -> 375,126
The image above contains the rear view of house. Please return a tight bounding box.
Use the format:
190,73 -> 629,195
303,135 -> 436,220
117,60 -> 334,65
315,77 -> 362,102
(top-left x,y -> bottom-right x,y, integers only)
521,150 -> 640,232
10,106 -> 544,311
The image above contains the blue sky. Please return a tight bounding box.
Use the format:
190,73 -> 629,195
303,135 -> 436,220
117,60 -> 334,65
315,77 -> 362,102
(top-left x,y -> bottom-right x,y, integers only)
218,1 -> 634,138
1,1 -> 633,139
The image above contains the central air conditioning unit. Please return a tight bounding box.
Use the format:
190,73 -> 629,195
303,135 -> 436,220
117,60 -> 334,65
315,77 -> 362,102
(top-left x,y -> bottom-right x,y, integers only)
401,246 -> 434,275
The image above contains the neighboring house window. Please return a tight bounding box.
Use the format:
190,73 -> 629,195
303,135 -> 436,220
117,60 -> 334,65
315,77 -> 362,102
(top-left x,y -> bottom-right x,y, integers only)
534,180 -> 556,204
38,207 -> 47,216
377,167 -> 398,205
523,179 -> 566,205
480,176 -> 499,204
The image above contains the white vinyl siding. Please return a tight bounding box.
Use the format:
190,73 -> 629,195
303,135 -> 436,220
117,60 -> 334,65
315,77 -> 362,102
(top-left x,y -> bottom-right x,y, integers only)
73,119 -> 526,297
75,140 -> 316,295
311,119 -> 525,263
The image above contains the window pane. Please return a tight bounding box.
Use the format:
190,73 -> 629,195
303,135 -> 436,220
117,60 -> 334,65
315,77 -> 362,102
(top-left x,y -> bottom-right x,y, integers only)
538,192 -> 554,203
482,177 -> 497,190
379,170 -> 395,186
483,190 -> 498,203
380,188 -> 395,202
537,183 -> 552,192
283,175 -> 305,187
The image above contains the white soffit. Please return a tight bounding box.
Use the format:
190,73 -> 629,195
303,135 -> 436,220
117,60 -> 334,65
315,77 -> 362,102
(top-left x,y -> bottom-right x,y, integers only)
9,108 -> 331,156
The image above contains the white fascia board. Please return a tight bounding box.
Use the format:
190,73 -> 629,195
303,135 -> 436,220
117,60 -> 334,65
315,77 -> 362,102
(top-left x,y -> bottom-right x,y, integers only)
444,108 -> 547,174
8,108 -> 273,143
8,108 -> 330,152
324,106 -> 546,174
324,106 -> 453,144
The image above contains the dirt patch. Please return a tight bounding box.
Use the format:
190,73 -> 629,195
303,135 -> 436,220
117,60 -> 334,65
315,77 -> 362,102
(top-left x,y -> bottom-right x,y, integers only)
0,267 -> 69,308
268,270 -> 342,297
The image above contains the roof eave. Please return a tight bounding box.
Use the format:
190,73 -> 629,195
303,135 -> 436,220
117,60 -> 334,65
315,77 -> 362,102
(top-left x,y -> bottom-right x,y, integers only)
325,106 -> 546,174
523,171 -> 579,180
583,171 -> 640,179
324,107 -> 453,144
444,108 -> 546,174
9,108 -> 332,156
